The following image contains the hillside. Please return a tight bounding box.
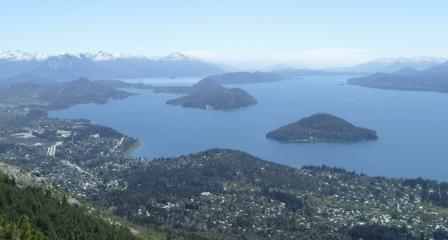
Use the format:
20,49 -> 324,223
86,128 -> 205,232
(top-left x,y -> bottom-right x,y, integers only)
0,78 -> 133,109
266,113 -> 378,143
95,149 -> 448,240
0,170 -> 139,240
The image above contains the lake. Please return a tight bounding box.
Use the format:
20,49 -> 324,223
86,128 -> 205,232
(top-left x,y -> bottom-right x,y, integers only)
50,76 -> 448,181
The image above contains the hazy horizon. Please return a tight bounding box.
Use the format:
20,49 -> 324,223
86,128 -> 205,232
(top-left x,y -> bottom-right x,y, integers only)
2,49 -> 447,71
2,0 -> 448,69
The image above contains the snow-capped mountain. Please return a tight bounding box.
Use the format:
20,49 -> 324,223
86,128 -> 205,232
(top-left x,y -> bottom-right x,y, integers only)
0,50 -> 201,62
0,50 -> 223,83
32,53 -> 112,80
82,51 -> 147,61
162,52 -> 191,61
42,54 -> 93,70
0,50 -> 47,61
86,51 -> 117,61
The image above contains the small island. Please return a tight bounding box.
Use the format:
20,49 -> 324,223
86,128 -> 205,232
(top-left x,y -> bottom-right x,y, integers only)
266,113 -> 378,143
166,79 -> 257,110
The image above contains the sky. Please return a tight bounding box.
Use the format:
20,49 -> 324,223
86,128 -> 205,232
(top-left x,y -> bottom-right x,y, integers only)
1,0 -> 448,68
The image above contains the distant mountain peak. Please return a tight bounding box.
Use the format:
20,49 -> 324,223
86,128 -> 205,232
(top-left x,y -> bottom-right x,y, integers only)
163,52 -> 191,61
85,51 -> 142,61
40,54 -> 90,71
191,78 -> 226,93
0,50 -> 47,61
90,51 -> 115,61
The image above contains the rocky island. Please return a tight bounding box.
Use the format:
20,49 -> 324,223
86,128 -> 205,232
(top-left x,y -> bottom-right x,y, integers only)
166,78 -> 257,110
266,113 -> 378,143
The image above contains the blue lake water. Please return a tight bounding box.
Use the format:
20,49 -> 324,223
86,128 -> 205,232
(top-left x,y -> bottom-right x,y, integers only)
50,76 -> 448,181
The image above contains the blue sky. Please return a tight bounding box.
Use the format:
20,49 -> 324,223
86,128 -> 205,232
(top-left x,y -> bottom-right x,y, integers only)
1,0 -> 447,67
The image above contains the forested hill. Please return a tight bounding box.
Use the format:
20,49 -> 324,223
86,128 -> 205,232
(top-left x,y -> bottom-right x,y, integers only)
0,78 -> 132,109
166,79 -> 257,110
347,62 -> 448,93
96,149 -> 448,240
0,171 -> 139,240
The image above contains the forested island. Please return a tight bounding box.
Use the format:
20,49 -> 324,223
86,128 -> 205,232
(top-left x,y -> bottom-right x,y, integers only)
266,113 -> 378,143
347,62 -> 448,93
166,79 -> 257,110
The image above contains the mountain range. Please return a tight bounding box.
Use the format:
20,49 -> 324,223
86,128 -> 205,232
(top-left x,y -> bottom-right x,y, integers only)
0,50 -> 223,83
347,61 -> 448,92
332,57 -> 448,73
2,51 -> 448,87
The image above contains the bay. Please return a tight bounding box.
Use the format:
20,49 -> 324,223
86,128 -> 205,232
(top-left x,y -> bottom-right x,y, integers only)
50,76 -> 448,181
